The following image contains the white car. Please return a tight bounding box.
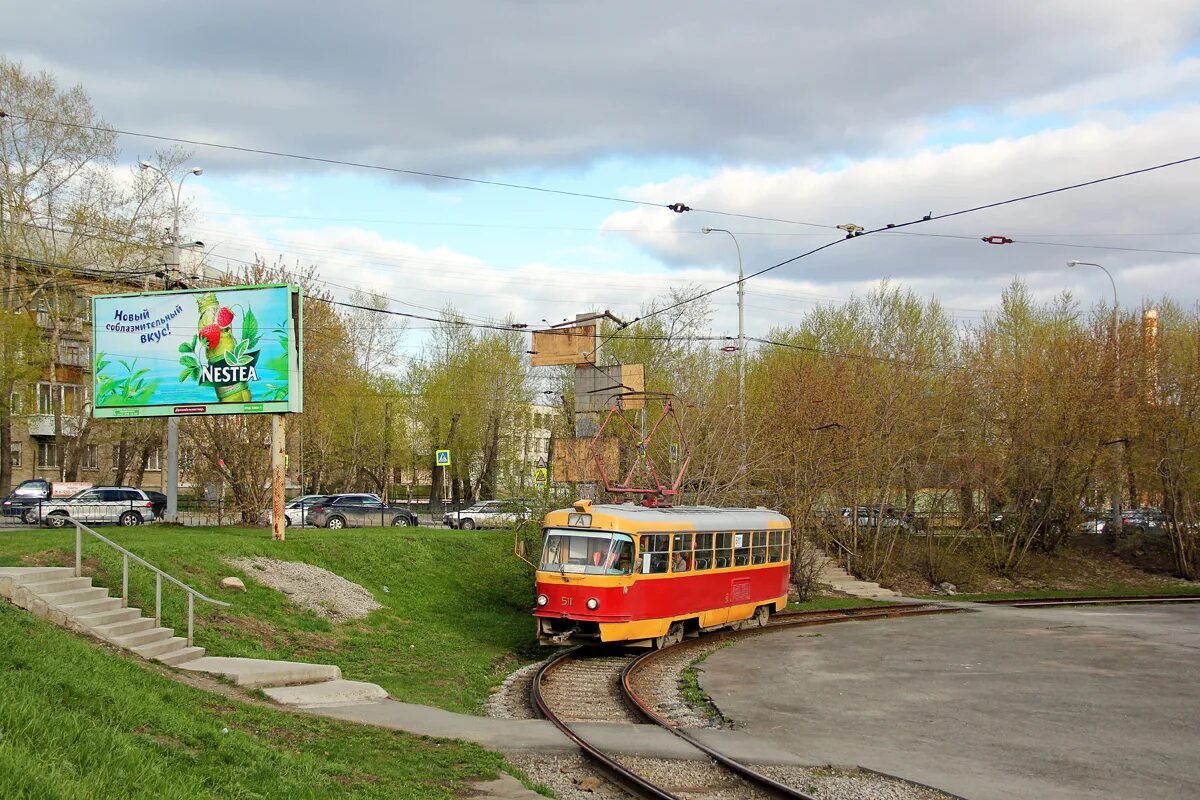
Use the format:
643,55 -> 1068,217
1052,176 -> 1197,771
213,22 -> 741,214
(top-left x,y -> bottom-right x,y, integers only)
39,487 -> 155,528
443,500 -> 531,530
261,495 -> 328,527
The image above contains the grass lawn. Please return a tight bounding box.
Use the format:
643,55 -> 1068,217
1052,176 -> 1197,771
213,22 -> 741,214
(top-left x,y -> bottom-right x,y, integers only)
0,602 -> 522,800
786,596 -> 888,612
0,525 -> 541,714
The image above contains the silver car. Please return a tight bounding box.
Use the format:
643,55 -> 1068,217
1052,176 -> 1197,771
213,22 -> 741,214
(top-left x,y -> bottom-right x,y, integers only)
262,494 -> 328,527
39,487 -> 155,528
444,500 -> 531,530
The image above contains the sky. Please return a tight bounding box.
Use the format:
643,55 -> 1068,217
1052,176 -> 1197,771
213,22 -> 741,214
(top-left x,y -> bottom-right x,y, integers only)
5,1 -> 1200,351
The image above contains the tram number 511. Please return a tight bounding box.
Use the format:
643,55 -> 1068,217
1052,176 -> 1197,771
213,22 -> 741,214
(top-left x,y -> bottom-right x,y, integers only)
560,596 -> 573,607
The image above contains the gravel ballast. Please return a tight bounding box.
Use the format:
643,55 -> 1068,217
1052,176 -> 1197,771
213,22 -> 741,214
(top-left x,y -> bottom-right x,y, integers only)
227,557 -> 382,622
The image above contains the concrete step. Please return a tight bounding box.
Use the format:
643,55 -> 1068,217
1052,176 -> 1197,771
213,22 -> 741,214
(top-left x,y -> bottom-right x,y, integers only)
263,679 -> 388,707
76,607 -> 142,628
132,636 -> 189,659
111,626 -> 174,649
93,616 -> 156,639
40,587 -> 109,607
10,567 -> 75,586
21,577 -> 92,595
60,596 -> 122,616
176,656 -> 341,688
157,646 -> 206,666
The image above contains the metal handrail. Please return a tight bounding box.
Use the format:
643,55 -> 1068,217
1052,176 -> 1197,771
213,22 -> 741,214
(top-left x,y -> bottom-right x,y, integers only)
72,519 -> 229,647
826,534 -> 859,571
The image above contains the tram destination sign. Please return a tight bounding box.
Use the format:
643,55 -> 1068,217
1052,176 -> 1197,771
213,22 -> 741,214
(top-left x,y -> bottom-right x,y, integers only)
92,284 -> 304,419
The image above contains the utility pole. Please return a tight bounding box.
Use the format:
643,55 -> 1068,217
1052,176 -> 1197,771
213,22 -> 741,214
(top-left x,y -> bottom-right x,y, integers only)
703,227 -> 746,485
139,162 -> 202,524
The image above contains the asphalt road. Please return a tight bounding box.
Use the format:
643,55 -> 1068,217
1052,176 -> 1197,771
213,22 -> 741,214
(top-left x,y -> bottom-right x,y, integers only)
700,603 -> 1200,800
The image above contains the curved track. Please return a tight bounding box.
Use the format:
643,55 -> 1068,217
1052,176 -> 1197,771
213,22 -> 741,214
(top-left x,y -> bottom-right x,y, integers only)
532,603 -> 957,800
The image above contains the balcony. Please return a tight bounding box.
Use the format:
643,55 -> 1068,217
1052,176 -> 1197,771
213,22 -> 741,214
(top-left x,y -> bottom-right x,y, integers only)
24,414 -> 84,438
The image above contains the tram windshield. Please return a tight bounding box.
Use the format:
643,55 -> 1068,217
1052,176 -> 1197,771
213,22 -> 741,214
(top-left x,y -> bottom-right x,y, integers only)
541,530 -> 634,575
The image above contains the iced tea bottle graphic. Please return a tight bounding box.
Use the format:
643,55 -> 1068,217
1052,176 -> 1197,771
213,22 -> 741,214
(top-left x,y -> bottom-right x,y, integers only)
196,292 -> 252,403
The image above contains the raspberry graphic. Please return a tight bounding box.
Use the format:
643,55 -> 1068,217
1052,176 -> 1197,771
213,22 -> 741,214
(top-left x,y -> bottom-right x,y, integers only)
200,324 -> 221,350
216,306 -> 234,328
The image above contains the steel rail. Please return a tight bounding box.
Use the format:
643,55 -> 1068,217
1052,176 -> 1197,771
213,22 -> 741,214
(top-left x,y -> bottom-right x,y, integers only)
531,648 -> 680,800
976,594 -> 1200,607
532,604 -> 963,800
618,604 -> 963,800
620,652 -> 817,800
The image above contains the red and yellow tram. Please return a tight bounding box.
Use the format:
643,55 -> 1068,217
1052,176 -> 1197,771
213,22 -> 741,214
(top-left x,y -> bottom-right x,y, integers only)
534,500 -> 792,647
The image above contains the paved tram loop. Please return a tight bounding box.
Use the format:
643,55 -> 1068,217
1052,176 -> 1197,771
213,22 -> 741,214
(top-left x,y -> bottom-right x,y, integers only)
532,604 -> 963,800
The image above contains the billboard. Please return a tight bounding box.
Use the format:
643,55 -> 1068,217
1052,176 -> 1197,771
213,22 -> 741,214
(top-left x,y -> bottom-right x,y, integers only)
92,284 -> 303,418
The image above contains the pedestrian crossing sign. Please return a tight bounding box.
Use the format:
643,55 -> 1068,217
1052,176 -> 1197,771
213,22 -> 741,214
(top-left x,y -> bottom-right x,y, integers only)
436,449 -> 451,466
534,466 -> 548,485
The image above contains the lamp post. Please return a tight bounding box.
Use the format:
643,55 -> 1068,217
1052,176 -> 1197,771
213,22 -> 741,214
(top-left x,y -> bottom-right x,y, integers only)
702,227 -> 746,481
139,162 -> 202,525
1067,260 -> 1121,534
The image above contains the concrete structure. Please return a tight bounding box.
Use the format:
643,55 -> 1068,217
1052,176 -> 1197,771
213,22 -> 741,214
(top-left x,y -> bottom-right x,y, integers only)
699,602 -> 1200,800
812,549 -> 902,599
0,566 -> 205,665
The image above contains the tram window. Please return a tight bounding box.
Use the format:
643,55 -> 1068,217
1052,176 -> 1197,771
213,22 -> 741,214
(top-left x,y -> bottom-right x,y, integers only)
715,532 -> 733,568
641,533 -> 671,574
733,532 -> 751,566
751,531 -> 768,564
783,530 -> 792,562
672,532 -> 694,572
540,531 -> 634,575
768,530 -> 783,562
694,532 -> 714,571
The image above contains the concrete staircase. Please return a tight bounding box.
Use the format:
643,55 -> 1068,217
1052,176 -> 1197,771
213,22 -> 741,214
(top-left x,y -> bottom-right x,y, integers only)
0,567 -> 205,666
0,565 -> 388,708
812,553 -> 902,599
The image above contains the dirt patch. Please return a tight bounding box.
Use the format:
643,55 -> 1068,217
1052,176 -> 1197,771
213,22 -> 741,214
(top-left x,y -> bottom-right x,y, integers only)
227,557 -> 382,622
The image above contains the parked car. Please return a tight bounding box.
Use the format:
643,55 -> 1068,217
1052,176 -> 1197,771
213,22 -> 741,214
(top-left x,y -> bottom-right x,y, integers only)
143,490 -> 168,520
2,479 -> 93,524
262,494 -> 328,527
1104,508 -> 1168,536
444,500 -> 532,530
308,494 -> 418,529
37,487 -> 156,528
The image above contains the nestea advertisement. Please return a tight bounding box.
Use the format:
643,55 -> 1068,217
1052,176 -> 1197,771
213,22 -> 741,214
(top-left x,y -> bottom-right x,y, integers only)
92,284 -> 303,418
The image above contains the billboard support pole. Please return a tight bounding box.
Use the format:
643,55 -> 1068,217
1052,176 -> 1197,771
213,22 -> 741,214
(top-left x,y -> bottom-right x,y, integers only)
271,414 -> 286,541
165,417 -> 179,523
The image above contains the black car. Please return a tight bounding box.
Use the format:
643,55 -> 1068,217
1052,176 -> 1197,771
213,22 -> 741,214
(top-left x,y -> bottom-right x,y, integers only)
309,494 -> 420,529
2,479 -> 51,523
143,490 -> 168,520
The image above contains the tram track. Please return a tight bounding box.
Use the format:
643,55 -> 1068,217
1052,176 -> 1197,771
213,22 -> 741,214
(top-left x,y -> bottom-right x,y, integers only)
531,603 -> 959,800
977,593 -> 1200,607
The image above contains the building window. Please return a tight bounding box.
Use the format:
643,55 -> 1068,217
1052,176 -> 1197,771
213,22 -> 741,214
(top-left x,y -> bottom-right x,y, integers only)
36,442 -> 59,469
10,443 -> 21,468
146,448 -> 162,471
59,340 -> 89,368
35,383 -> 86,415
82,444 -> 100,471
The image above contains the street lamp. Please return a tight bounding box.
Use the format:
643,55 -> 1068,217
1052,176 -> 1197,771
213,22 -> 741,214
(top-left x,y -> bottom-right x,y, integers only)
702,226 -> 746,479
138,162 -> 203,525
1067,260 -> 1122,534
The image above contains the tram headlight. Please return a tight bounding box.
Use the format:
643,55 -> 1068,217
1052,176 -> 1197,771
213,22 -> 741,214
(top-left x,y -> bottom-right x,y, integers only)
536,594 -> 549,607
586,598 -> 599,610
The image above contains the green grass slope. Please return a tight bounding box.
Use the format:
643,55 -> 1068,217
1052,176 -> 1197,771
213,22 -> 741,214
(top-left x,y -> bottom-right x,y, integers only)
0,526 -> 541,713
0,603 -> 510,800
